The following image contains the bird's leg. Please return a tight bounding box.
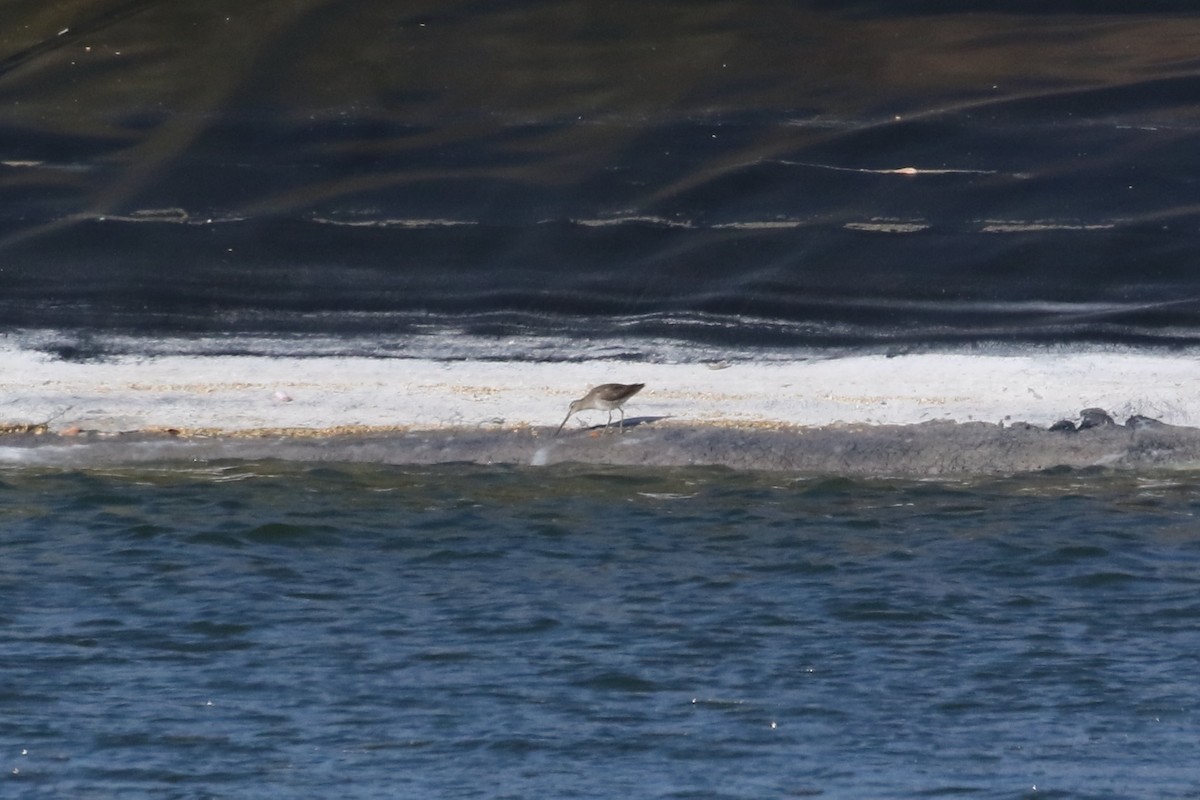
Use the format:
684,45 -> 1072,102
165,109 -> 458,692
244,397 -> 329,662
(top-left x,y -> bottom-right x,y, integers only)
617,407 -> 626,432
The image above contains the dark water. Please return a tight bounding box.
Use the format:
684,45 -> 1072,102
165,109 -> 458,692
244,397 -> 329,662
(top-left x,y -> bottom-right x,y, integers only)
3,2 -> 1200,356
4,463 -> 1200,798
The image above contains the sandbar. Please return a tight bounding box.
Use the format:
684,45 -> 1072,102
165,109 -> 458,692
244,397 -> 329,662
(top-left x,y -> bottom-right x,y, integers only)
2,345 -> 1199,473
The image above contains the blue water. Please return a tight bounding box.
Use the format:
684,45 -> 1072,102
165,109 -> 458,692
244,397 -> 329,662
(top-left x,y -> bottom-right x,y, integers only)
4,463 -> 1199,798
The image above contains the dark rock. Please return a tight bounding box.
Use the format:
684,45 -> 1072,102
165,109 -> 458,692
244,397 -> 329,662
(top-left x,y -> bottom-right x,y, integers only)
1048,419 -> 1077,433
1079,408 -> 1115,429
1125,414 -> 1165,430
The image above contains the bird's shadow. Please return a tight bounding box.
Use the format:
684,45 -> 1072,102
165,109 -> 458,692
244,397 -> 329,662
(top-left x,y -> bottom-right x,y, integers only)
566,415 -> 671,433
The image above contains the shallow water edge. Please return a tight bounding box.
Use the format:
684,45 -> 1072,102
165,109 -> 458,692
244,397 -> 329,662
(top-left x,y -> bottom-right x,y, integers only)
4,419 -> 1200,476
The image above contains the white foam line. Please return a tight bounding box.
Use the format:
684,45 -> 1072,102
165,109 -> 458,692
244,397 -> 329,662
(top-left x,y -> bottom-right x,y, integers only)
775,159 -> 1004,176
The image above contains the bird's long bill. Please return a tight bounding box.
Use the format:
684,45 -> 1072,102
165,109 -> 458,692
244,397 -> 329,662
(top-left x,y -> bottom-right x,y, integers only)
554,412 -> 572,436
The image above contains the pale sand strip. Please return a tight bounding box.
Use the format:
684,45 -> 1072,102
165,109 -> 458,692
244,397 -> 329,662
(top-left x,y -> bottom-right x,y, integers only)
1,348 -> 1196,435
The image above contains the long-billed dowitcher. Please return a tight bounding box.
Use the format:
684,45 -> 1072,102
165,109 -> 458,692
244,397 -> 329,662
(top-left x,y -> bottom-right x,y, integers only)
555,383 -> 644,435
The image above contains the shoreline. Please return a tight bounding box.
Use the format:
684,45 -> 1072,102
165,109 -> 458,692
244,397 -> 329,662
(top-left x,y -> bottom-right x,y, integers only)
3,346 -> 1199,474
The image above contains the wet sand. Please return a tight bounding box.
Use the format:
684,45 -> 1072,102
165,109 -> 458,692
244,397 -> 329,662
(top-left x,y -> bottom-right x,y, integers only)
3,418 -> 1200,476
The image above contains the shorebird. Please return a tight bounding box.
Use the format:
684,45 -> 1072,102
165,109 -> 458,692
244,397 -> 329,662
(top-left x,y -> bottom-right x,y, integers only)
555,383 -> 645,435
